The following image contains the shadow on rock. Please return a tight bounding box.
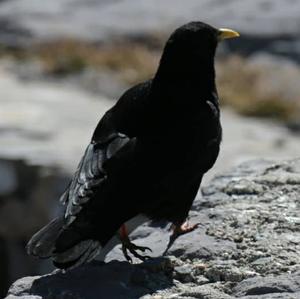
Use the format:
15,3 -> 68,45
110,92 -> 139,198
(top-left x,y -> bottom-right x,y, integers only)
29,258 -> 173,299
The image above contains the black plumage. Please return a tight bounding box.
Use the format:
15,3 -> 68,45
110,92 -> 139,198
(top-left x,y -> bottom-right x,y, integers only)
27,22 -> 239,269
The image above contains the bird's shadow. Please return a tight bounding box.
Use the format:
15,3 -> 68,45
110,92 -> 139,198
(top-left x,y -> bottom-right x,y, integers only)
30,258 -> 174,299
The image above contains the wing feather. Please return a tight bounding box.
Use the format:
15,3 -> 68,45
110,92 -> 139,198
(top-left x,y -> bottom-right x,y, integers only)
60,133 -> 130,225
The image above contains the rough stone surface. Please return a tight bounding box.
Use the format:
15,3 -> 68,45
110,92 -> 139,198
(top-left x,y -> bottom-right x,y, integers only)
5,158 -> 300,298
234,272 -> 300,296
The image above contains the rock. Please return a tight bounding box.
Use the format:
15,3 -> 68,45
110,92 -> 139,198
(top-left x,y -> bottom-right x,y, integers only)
0,0 -> 299,44
6,296 -> 42,299
6,260 -> 173,299
104,214 -> 236,263
0,0 -> 299,62
0,67 -> 112,173
222,179 -> 265,195
8,277 -> 38,297
180,285 -> 234,299
204,264 -> 245,283
241,294 -> 300,299
0,160 -> 18,195
0,158 -> 69,287
173,264 -> 195,283
5,158 -> 300,298
233,271 -> 300,296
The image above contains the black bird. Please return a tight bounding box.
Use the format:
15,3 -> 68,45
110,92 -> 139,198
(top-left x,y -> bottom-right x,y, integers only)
27,22 -> 239,269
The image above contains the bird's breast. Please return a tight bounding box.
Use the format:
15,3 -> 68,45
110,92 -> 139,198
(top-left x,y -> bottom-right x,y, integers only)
138,119 -> 221,173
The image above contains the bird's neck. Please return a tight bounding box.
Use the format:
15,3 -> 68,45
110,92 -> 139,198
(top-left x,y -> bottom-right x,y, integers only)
152,56 -> 217,105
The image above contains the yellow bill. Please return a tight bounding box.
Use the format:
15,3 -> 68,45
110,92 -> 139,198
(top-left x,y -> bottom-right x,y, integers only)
218,28 -> 240,41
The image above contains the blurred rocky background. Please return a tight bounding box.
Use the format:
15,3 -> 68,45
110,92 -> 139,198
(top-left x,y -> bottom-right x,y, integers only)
0,0 -> 300,297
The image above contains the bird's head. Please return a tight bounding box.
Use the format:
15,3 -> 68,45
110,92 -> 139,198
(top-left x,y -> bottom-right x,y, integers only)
165,21 -> 239,53
155,22 -> 239,85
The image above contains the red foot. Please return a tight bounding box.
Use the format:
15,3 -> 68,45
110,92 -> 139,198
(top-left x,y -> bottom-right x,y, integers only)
164,221 -> 200,255
119,224 -> 152,263
172,221 -> 199,236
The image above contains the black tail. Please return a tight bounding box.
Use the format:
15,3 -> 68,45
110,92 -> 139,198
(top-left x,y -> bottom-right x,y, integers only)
26,217 -> 64,258
26,217 -> 101,269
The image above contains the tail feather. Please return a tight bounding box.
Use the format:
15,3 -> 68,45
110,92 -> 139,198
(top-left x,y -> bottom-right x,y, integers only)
53,239 -> 93,262
26,217 -> 64,258
53,240 -> 101,269
27,217 -> 101,269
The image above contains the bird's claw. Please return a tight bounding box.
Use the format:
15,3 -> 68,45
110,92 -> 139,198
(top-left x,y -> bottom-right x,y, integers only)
121,240 -> 152,263
164,221 -> 200,255
174,222 -> 200,235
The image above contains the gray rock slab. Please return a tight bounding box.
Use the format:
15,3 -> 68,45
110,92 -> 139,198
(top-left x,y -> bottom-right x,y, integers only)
6,296 -> 42,299
241,293 -> 300,299
5,158 -> 300,298
180,285 -> 234,299
234,272 -> 300,296
0,67 -> 112,173
105,221 -> 236,263
7,260 -> 174,299
0,160 -> 18,195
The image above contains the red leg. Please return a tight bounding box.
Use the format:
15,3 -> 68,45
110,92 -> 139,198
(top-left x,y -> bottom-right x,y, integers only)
119,224 -> 128,239
118,224 -> 152,263
171,221 -> 199,236
164,220 -> 199,255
